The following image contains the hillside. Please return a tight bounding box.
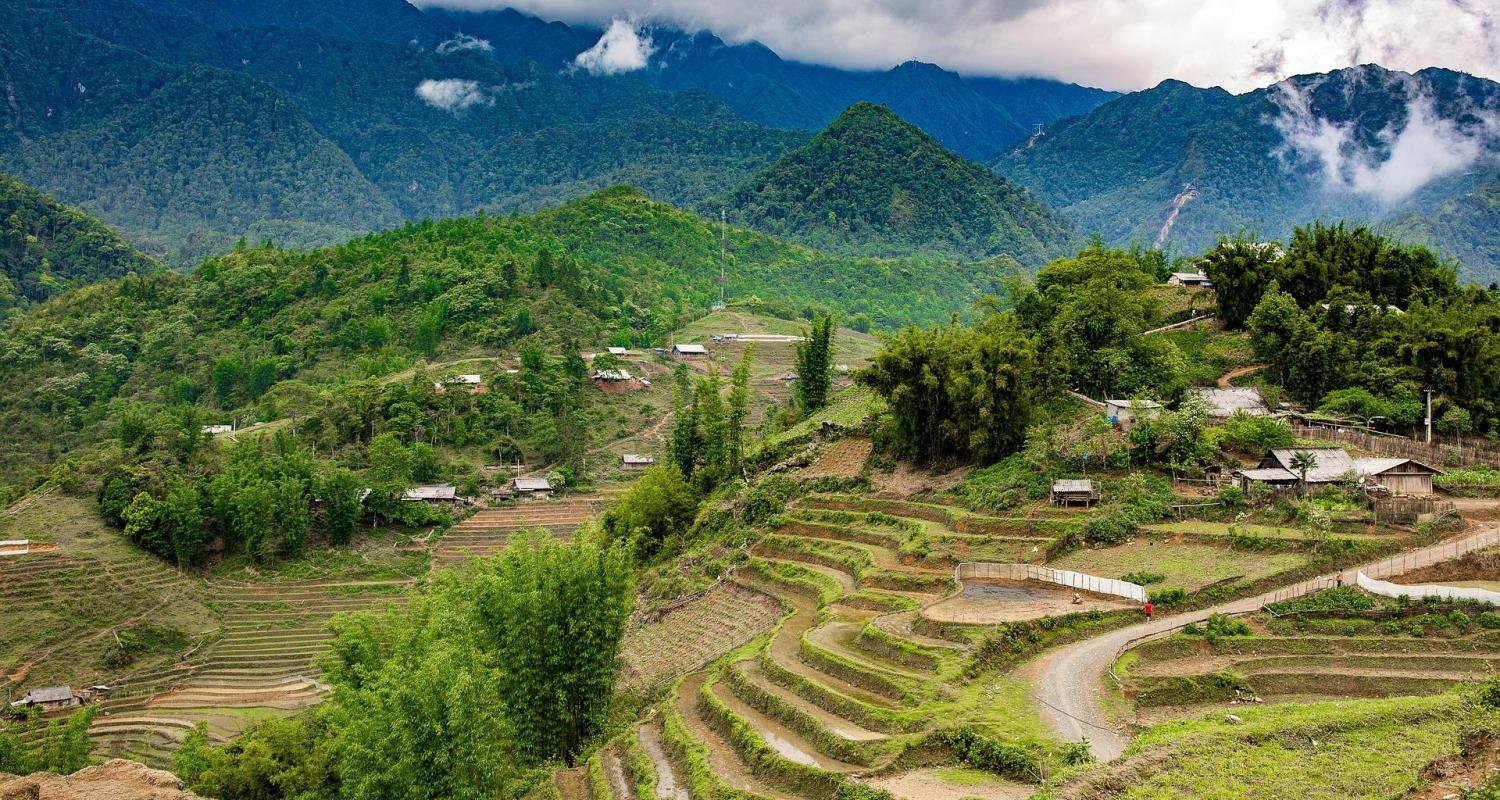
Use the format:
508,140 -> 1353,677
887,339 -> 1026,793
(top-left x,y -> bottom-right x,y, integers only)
0,173 -> 160,319
0,186 -> 1020,489
997,65 -> 1500,282
721,103 -> 1076,263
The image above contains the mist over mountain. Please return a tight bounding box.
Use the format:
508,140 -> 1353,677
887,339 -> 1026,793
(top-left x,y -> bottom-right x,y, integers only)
998,64 -> 1500,281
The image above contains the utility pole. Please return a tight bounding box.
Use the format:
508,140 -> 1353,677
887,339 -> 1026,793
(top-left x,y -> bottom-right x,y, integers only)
1425,389 -> 1434,445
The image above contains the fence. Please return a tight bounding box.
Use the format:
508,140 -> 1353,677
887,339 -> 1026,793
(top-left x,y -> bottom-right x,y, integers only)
1372,497 -> 1456,525
1259,528 -> 1500,607
1294,424 -> 1500,469
1356,571 -> 1500,606
956,562 -> 1148,603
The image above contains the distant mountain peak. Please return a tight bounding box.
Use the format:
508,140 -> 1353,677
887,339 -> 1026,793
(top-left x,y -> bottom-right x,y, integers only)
721,103 -> 1075,264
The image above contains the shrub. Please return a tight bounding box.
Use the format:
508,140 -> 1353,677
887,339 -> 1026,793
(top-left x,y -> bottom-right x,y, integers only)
1268,587 -> 1375,614
1150,587 -> 1187,606
1478,612 -> 1500,629
1212,414 -> 1294,454
1121,571 -> 1165,586
1084,512 -> 1136,545
1217,485 -> 1245,509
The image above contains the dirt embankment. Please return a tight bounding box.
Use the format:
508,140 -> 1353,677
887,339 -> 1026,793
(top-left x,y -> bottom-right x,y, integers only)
1,760 -> 203,799
1409,730 -> 1500,799
1391,550 -> 1500,585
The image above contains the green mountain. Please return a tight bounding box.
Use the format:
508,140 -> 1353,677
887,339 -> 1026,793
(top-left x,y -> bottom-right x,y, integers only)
996,66 -> 1500,282
0,0 -> 804,267
0,172 -> 160,319
721,103 -> 1075,264
0,186 -> 1021,487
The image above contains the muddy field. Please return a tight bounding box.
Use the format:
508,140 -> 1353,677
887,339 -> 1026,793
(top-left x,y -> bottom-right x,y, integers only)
923,579 -> 1135,624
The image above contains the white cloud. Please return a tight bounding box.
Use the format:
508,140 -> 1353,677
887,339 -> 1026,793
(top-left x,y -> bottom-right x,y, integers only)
415,78 -> 490,111
1271,75 -> 1500,202
436,32 -> 494,54
573,18 -> 655,75
421,0 -> 1500,92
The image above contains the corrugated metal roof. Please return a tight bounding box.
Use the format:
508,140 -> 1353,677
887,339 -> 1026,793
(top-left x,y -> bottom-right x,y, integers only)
622,454 -> 655,465
1239,467 -> 1297,482
1266,448 -> 1359,483
1356,458 -> 1441,476
403,485 -> 457,501
673,343 -> 707,354
514,478 -> 552,491
1052,479 -> 1096,493
1188,387 -> 1268,416
24,686 -> 73,703
607,347 -> 629,355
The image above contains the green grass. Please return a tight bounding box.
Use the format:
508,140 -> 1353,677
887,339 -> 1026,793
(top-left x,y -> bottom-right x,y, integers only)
1050,542 -> 1310,592
1116,694 -> 1485,800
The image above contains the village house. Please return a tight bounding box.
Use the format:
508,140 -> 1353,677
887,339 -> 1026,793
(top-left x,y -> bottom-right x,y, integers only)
434,374 -> 487,395
200,424 -> 234,435
512,477 -> 554,500
1105,398 -> 1162,429
607,347 -> 629,357
1187,387 -> 1269,419
592,368 -> 632,383
1051,479 -> 1100,507
9,686 -> 76,713
402,485 -> 460,505
1168,271 -> 1214,289
1235,449 -> 1439,496
672,343 -> 708,358
622,454 -> 655,470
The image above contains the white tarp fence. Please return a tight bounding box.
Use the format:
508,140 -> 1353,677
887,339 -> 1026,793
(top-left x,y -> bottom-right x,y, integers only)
956,562 -> 1148,603
1356,571 -> 1500,607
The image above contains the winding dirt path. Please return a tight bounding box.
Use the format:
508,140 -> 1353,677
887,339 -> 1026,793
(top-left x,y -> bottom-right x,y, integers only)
1023,526 -> 1500,762
1217,363 -> 1264,387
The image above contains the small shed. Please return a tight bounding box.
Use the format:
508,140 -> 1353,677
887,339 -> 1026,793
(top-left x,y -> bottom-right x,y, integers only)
1051,479 -> 1099,507
607,347 -> 629,356
672,343 -> 708,358
513,477 -> 554,500
1187,387 -> 1268,419
1235,467 -> 1298,493
403,485 -> 458,504
9,686 -> 76,712
1105,398 -> 1162,428
201,424 -> 234,435
622,454 -> 655,470
1168,271 -> 1214,288
592,369 -> 632,382
1356,458 -> 1442,496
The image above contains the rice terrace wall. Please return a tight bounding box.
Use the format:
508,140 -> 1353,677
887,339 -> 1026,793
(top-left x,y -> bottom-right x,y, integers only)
955,562 -> 1149,603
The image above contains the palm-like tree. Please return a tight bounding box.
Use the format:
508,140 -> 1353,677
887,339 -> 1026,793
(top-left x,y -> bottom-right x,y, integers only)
1289,450 -> 1318,496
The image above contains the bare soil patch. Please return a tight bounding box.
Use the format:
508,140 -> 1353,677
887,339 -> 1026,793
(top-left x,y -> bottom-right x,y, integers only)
1389,549 -> 1500,585
924,580 -> 1134,624
864,767 -> 1033,800
796,439 -> 873,479
1,759 -> 204,799
869,463 -> 970,497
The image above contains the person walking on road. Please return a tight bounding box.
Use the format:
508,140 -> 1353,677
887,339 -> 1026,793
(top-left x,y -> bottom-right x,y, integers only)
1335,569 -> 1344,588
1143,601 -> 1154,622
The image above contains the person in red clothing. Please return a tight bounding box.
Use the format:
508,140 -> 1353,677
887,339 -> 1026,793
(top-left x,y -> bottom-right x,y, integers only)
1143,601 -> 1154,622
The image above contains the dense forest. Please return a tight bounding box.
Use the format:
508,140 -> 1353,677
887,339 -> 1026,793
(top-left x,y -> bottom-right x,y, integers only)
721,103 -> 1076,264
0,184 -> 1025,495
0,173 -> 160,320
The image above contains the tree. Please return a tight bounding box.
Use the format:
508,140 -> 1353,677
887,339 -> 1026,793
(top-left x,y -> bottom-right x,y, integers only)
727,345 -> 754,477
318,467 -> 362,546
1289,450 -> 1319,496
467,536 -> 633,764
795,313 -> 835,412
600,464 -> 699,560
1440,406 -> 1474,447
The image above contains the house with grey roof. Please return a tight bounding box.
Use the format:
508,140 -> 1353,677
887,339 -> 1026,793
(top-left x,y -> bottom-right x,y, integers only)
512,477 -> 554,499
1236,448 -> 1440,495
1187,387 -> 1269,419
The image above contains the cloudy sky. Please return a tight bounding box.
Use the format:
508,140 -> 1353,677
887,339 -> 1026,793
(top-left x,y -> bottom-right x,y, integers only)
424,0 -> 1500,92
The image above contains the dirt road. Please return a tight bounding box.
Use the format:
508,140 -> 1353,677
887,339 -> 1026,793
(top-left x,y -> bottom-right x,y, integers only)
1023,526 -> 1500,762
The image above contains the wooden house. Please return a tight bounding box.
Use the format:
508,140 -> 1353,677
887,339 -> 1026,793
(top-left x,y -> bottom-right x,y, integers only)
622,454 -> 655,470
672,343 -> 708,358
1168,271 -> 1214,288
513,477 -> 554,500
1355,458 -> 1441,496
1051,479 -> 1100,507
8,686 -> 76,713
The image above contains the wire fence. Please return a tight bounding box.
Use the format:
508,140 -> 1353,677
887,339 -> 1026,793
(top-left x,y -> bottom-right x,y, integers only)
955,562 -> 1148,603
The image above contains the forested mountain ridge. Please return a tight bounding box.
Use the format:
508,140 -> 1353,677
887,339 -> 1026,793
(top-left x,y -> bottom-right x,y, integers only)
0,0 -> 1113,270
0,172 -> 160,320
720,103 -> 1076,263
0,185 -> 1019,490
997,65 -> 1500,282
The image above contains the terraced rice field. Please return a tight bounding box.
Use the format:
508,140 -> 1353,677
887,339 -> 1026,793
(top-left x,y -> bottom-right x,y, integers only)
1051,541 -> 1311,593
621,582 -> 785,691
571,493 -> 1091,800
1114,603 -> 1500,719
0,550 -> 215,688
796,439 -> 874,479
87,579 -> 413,767
434,495 -> 608,567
